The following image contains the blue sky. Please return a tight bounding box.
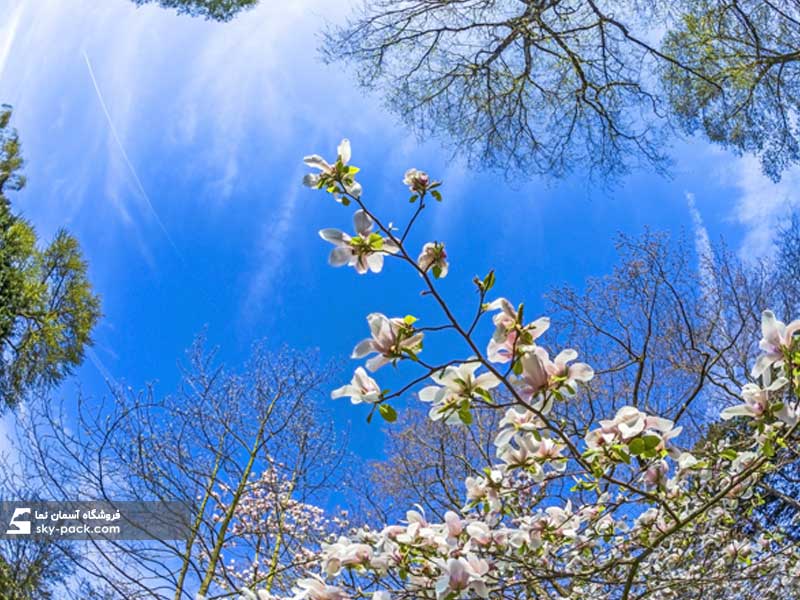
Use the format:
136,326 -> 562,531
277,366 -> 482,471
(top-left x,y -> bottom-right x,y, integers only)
1,0 -> 799,460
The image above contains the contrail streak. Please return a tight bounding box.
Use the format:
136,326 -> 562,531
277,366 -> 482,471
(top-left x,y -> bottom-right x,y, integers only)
82,50 -> 183,260
86,347 -> 121,391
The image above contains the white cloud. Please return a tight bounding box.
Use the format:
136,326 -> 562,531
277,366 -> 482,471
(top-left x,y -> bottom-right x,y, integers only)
241,170 -> 302,320
0,1 -> 24,84
685,192 -> 715,287
726,155 -> 800,260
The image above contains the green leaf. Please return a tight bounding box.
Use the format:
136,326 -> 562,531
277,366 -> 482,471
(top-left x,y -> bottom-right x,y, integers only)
482,270 -> 496,292
475,387 -> 494,403
409,194 -> 418,203
431,190 -> 442,201
379,404 -> 398,422
642,435 -> 662,450
628,438 -> 646,456
403,315 -> 418,325
458,405 -> 473,425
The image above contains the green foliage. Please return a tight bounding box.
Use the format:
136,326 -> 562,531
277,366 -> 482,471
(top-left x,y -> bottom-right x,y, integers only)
662,1 -> 800,181
0,107 -> 101,408
0,540 -> 69,600
131,0 -> 258,22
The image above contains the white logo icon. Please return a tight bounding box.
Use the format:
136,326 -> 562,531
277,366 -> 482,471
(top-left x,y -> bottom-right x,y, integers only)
6,507 -> 31,535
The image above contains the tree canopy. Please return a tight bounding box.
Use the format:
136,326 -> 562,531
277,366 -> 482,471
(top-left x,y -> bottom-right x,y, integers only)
130,0 -> 258,22
0,106 -> 101,408
326,0 -> 800,181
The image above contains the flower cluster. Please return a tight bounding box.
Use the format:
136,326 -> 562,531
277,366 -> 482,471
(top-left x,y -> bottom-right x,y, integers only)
239,141 -> 800,600
320,210 -> 399,274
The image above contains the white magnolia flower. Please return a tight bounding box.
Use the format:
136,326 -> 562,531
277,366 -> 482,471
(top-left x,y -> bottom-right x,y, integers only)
434,556 -> 489,599
720,377 -> 789,420
291,575 -> 350,600
417,242 -> 449,278
485,298 -> 549,363
586,406 -> 682,453
331,368 -> 382,404
752,310 -> 800,378
304,139 -> 362,201
352,313 -> 424,371
321,537 -> 373,576
519,346 -> 594,403
403,168 -> 430,193
494,407 -> 545,449
419,363 -> 500,423
319,210 -> 399,274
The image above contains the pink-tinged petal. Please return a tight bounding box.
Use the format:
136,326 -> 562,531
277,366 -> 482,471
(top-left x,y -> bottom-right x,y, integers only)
720,405 -> 757,420
329,247 -> 352,267
751,353 -> 776,378
319,228 -> 347,244
569,362 -> 594,382
554,348 -> 578,369
785,319 -> 800,345
303,154 -> 330,170
367,252 -> 385,273
383,239 -> 401,255
353,209 -> 373,236
761,310 -> 784,345
529,316 -> 551,339
367,313 -> 387,338
352,339 -> 374,359
766,376 -> 790,392
418,385 -> 441,402
345,180 -> 362,198
366,354 -> 391,372
354,257 -> 369,274
617,418 -> 646,440
521,348 -> 549,392
337,139 -> 351,164
486,297 -> 512,314
645,416 -> 675,432
331,384 -> 358,399
474,372 -> 500,390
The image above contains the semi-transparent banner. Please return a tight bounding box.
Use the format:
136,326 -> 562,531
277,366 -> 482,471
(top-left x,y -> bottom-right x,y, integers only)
0,501 -> 191,540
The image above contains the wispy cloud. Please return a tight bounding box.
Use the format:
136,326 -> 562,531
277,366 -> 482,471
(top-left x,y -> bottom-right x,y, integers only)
85,346 -> 121,391
0,2 -> 24,83
685,192 -> 715,289
82,49 -> 183,261
241,171 -> 302,320
726,155 -> 800,260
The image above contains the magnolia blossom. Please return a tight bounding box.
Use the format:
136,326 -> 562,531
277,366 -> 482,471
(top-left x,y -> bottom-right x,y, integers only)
352,313 -> 424,371
585,406 -> 682,454
494,407 -> 545,448
321,537 -> 373,576
419,362 -> 499,423
434,555 -> 490,599
303,139 -> 362,201
485,298 -> 549,363
331,367 -> 382,404
417,242 -> 449,278
720,377 -> 789,421
300,147 -> 800,600
752,310 -> 800,378
319,210 -> 399,274
291,576 -> 350,600
403,168 -> 430,193
519,346 -> 594,406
